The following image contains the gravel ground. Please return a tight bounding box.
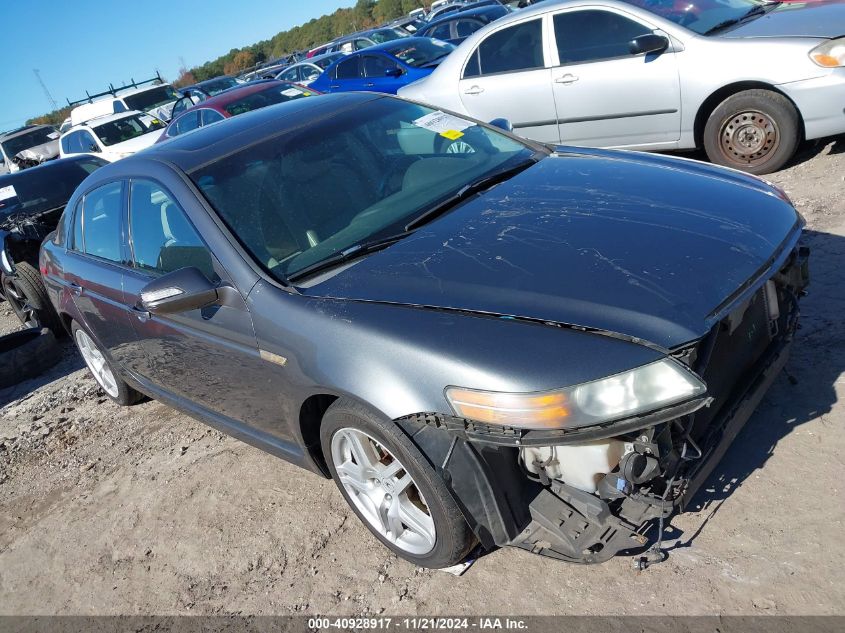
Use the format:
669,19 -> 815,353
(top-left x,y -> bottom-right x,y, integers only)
0,140 -> 843,615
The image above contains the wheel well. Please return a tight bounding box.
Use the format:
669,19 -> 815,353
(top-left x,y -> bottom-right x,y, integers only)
694,82 -> 804,148
299,394 -> 338,477
59,312 -> 74,336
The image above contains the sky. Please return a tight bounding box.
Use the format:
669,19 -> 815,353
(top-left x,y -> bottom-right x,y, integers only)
0,0 -> 354,129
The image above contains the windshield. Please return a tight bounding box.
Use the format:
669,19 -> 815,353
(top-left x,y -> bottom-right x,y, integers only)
314,53 -> 344,69
369,28 -> 408,43
200,77 -> 239,96
189,98 -> 534,281
385,39 -> 456,67
0,158 -> 105,222
92,113 -> 166,146
223,83 -> 315,116
123,85 -> 180,111
1,128 -> 58,158
620,0 -> 772,35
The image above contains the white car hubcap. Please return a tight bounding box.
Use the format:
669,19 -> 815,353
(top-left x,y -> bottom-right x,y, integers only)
331,428 -> 436,555
75,329 -> 119,398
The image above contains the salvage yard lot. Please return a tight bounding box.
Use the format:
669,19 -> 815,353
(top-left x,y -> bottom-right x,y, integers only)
1,141 -> 843,615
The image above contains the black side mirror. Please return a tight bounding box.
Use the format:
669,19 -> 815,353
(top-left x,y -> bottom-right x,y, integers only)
629,33 -> 669,56
139,267 -> 218,315
385,67 -> 404,78
88,143 -> 100,153
488,118 -> 513,133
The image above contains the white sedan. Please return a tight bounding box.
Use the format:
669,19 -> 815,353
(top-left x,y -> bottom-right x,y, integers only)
59,111 -> 167,163
399,0 -> 845,174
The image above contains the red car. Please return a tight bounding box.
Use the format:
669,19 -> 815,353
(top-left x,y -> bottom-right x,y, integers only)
158,80 -> 319,142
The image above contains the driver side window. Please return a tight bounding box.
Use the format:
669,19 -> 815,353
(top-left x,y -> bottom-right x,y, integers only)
553,10 -> 653,65
128,179 -> 215,280
363,55 -> 400,78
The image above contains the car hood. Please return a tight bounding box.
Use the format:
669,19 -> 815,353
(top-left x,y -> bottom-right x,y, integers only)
108,131 -> 162,155
720,2 -> 845,39
14,139 -> 60,163
302,149 -> 801,349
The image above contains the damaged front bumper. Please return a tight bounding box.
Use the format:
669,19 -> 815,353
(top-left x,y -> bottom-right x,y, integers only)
401,245 -> 809,564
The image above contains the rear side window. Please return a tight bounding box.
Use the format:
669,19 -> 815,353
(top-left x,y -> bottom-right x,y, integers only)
279,66 -> 300,82
428,23 -> 453,41
80,181 -> 123,263
363,55 -> 400,78
334,57 -> 361,79
464,19 -> 544,78
553,10 -> 652,65
200,109 -> 225,126
172,111 -> 200,137
128,179 -> 216,280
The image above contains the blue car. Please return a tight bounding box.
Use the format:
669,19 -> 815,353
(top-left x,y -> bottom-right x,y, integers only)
310,37 -> 456,94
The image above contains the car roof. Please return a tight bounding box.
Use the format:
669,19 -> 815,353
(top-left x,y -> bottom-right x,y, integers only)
423,4 -> 501,28
0,125 -> 54,141
353,36 -> 436,55
129,92 -> 385,174
0,155 -> 104,185
182,80 -> 297,114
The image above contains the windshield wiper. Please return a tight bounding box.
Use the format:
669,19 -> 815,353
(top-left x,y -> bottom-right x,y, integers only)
404,156 -> 538,232
286,232 -> 411,283
704,3 -> 776,36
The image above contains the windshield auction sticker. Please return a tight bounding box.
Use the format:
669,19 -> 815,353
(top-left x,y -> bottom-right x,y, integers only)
0,185 -> 17,202
412,111 -> 474,140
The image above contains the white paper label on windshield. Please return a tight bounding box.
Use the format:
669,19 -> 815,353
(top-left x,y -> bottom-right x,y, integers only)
412,111 -> 473,135
282,87 -> 304,97
47,131 -> 60,140
0,185 -> 17,202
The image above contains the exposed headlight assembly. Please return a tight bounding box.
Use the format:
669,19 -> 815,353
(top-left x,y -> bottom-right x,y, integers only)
810,37 -> 845,68
445,359 -> 706,430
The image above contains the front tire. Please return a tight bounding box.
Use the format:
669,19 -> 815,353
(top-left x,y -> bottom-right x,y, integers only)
320,398 -> 476,568
703,89 -> 799,175
70,320 -> 142,406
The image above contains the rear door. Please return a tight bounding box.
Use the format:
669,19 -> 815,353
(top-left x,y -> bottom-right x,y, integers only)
64,180 -> 143,372
457,17 -> 559,143
328,56 -> 365,92
549,8 -> 681,148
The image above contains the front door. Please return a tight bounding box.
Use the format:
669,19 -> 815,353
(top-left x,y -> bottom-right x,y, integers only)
361,54 -> 407,94
457,17 -> 559,143
121,178 -> 292,439
550,8 -> 681,148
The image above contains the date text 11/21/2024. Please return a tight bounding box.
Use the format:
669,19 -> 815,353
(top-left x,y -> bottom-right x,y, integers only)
307,618 -> 528,630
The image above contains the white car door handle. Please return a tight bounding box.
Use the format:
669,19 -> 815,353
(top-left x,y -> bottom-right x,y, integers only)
555,74 -> 579,85
463,86 -> 485,95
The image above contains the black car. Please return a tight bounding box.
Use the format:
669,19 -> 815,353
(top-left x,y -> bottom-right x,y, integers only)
41,93 -> 808,569
1,156 -> 107,330
418,4 -> 509,45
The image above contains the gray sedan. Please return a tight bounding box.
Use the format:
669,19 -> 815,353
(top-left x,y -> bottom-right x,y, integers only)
399,0 -> 845,174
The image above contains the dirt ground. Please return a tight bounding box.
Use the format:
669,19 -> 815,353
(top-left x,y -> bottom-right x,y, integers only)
1,140 -> 843,616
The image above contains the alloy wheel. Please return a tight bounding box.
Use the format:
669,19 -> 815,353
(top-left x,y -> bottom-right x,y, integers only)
330,427 -> 436,555
2,277 -> 39,329
719,109 -> 780,168
74,328 -> 119,398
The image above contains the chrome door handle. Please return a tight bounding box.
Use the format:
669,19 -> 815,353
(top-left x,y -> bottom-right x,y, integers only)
555,74 -> 579,85
69,282 -> 83,296
463,86 -> 484,95
130,305 -> 151,321
365,82 -> 375,87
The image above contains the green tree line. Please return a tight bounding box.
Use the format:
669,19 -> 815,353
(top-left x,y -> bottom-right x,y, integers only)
27,0 -> 427,125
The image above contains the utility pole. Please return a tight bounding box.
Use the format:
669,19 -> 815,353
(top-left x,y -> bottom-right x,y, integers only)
33,69 -> 59,112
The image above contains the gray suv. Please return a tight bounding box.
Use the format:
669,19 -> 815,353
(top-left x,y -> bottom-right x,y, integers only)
0,125 -> 61,174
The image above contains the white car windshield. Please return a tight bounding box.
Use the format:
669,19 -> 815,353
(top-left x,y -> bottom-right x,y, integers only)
92,114 -> 166,147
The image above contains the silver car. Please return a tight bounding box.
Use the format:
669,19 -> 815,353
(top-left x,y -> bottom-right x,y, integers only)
276,52 -> 346,86
399,0 -> 845,174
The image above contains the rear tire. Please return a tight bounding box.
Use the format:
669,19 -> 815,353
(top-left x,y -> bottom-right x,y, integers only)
703,89 -> 799,175
70,320 -> 142,406
320,398 -> 476,568
1,262 -> 63,333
